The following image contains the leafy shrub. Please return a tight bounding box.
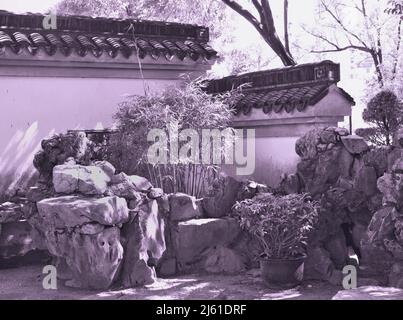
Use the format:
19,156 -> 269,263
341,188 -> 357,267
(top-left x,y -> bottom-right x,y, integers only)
109,79 -> 241,197
232,193 -> 319,259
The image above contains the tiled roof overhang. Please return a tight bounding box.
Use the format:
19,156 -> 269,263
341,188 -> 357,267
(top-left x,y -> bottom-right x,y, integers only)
205,61 -> 355,116
0,10 -> 217,62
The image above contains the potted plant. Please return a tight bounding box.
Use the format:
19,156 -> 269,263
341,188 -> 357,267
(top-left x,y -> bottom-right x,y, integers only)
232,193 -> 319,289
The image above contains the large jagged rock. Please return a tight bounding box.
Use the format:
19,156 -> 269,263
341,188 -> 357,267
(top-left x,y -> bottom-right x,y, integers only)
294,128 -> 385,285
107,173 -> 152,200
33,132 -> 93,181
0,202 -> 24,223
363,147 -> 389,177
295,128 -> 322,159
33,195 -> 129,289
119,199 -> 166,287
36,195 -> 129,228
169,193 -> 203,221
53,164 -> 111,195
93,161 -> 115,179
341,135 -> 369,155
353,165 -> 378,197
111,173 -> 152,191
304,245 -> 343,285
202,176 -> 242,218
59,227 -> 124,289
174,218 -> 241,272
367,206 -> 395,244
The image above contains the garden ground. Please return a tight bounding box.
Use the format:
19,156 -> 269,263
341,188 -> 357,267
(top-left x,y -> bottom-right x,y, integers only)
1,264 -> 403,300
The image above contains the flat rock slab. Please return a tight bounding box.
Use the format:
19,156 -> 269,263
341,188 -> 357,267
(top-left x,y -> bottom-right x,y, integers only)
332,286 -> 403,300
53,164 -> 110,195
37,195 -> 129,228
176,218 -> 241,267
341,135 -> 369,155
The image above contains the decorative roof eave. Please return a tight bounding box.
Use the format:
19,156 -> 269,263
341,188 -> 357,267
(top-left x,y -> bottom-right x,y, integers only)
205,61 -> 355,117
0,11 -> 218,63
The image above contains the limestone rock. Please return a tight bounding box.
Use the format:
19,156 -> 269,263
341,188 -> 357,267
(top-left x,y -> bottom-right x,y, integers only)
26,185 -> 54,203
304,245 -> 343,285
387,148 -> 403,172
202,245 -> 247,274
384,239 -> 403,260
129,175 -> 153,191
175,218 -> 241,272
334,127 -> 350,136
0,202 -> 24,223
367,206 -> 395,244
77,222 -> 105,235
37,195 -> 129,228
119,199 -> 166,287
53,164 -> 110,195
377,173 -> 403,205
202,176 -> 241,218
353,166 -> 378,197
93,161 -> 115,179
338,147 -> 354,178
360,235 -> 394,276
319,128 -> 338,144
341,135 -> 369,155
148,188 -> 164,199
108,181 -> 142,200
363,147 -> 389,177
63,227 -> 124,289
295,128 -> 322,159
169,193 -> 203,221
33,131 -> 95,183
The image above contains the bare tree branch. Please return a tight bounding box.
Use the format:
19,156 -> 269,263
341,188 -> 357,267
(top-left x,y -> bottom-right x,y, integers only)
221,0 -> 296,66
321,0 -> 369,49
284,0 -> 290,54
311,45 -> 370,53
221,0 -> 261,32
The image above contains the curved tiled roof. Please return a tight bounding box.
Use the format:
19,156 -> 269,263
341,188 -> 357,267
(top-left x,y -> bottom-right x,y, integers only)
206,61 -> 355,116
0,10 -> 218,61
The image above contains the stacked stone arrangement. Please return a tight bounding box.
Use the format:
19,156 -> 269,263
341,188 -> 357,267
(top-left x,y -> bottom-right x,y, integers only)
28,159 -> 167,289
283,126 -> 403,286
157,177 -> 268,276
0,131 -> 165,289
0,131 -> 270,289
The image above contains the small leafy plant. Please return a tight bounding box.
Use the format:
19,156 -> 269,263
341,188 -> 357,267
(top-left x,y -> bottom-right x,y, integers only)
232,193 -> 319,259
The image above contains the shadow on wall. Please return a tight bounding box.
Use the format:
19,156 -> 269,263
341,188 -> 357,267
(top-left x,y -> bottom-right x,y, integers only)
0,122 -> 54,201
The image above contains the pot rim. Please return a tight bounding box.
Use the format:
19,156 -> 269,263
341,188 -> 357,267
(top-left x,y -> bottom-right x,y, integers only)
259,254 -> 307,262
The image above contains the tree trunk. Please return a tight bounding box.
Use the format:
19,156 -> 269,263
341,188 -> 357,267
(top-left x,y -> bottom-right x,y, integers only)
284,0 -> 290,55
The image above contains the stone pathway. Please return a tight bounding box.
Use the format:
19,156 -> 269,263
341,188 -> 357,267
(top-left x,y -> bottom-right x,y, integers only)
1,265 -> 403,300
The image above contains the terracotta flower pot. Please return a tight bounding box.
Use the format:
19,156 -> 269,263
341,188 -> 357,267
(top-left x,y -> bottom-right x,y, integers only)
260,256 -> 305,289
